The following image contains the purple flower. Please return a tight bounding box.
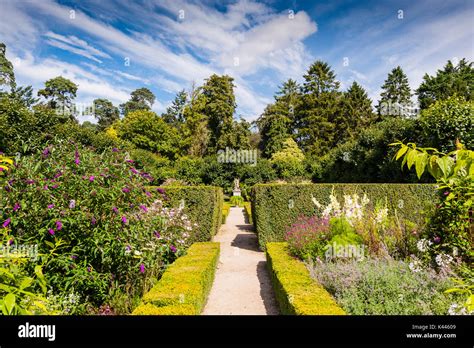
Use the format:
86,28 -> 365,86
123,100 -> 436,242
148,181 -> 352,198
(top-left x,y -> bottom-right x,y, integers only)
69,200 -> 76,209
139,205 -> 148,212
157,188 -> 165,194
42,147 -> 50,157
130,167 -> 138,174
71,255 -> 77,260
434,236 -> 441,243
443,191 -> 449,196
48,228 -> 55,236
89,176 -> 95,182
26,179 -> 35,185
139,264 -> 145,273
145,191 -> 151,197
87,266 -> 92,272
112,148 -> 119,152
112,206 -> 119,214
91,217 -> 97,225
47,204 -> 55,209
8,238 -> 14,246
125,245 -> 131,251
55,220 -> 63,231
121,216 -> 127,224
13,203 -> 20,212
54,171 -> 63,179
0,168 -> 3,172
154,231 -> 161,239
43,185 -> 49,190
74,150 -> 80,165
126,159 -> 134,163
52,184 -> 59,189
2,218 -> 11,228
170,245 -> 177,253
122,187 -> 130,193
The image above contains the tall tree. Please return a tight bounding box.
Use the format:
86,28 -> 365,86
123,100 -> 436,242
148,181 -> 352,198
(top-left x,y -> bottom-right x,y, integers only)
296,61 -> 341,155
93,98 -> 119,131
201,74 -> 236,152
416,58 -> 474,110
120,87 -> 155,116
257,79 -> 301,157
37,76 -> 78,119
9,85 -> 39,108
339,82 -> 376,141
0,43 -> 15,91
181,84 -> 209,157
162,89 -> 187,127
376,66 -> 413,118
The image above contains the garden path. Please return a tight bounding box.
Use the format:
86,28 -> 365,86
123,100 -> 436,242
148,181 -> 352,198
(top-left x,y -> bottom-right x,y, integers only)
202,207 -> 279,315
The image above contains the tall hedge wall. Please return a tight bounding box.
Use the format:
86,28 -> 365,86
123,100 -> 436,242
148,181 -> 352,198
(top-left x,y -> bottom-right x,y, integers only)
151,186 -> 223,243
251,183 -> 437,251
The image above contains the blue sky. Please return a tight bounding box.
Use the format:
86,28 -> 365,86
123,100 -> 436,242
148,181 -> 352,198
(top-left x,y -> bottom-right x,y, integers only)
1,0 -> 473,123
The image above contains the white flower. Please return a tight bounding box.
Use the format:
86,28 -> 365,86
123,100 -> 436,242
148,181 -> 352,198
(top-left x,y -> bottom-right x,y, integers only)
416,239 -> 432,253
408,259 -> 422,273
311,195 -> 321,208
375,208 -> 388,224
435,253 -> 453,267
133,250 -> 142,256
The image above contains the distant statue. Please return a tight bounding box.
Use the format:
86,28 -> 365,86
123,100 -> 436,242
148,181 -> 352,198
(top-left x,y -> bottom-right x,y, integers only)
233,178 -> 241,196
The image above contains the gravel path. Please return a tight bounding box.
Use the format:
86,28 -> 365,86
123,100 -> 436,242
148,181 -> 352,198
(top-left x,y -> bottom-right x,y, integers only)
202,207 -> 279,315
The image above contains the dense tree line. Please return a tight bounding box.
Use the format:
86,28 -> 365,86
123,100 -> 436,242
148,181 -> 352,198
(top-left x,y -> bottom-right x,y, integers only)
1,41 -> 472,192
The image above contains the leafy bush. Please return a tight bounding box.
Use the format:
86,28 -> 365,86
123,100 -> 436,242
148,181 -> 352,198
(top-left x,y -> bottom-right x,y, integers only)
265,242 -> 345,315
328,217 -> 362,247
0,140 -> 193,310
222,202 -> 231,224
420,97 -> 474,152
229,195 -> 244,207
243,201 -> 252,225
309,258 -> 458,315
285,216 -> 330,261
251,183 -> 436,250
133,242 -> 220,315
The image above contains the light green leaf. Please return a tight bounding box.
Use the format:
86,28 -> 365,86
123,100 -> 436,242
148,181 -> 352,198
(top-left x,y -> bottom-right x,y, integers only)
395,145 -> 409,160
407,149 -> 417,169
4,293 -> 16,314
415,153 -> 428,179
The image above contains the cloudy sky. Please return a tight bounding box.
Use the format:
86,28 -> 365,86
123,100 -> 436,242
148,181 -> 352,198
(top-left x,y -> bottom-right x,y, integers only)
1,0 -> 473,123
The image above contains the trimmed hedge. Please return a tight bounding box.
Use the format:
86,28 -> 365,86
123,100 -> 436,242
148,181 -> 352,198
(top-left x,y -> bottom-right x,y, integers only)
266,242 -> 345,315
151,186 -> 223,243
243,201 -> 253,225
251,183 -> 437,250
222,202 -> 231,224
132,242 -> 220,315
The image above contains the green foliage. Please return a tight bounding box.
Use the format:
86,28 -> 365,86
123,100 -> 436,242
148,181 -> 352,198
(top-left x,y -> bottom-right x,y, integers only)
0,43 -> 15,91
132,242 -> 220,315
130,148 -> 173,184
229,195 -> 244,207
152,186 -> 223,242
416,58 -> 474,110
117,110 -> 180,159
327,217 -> 362,247
37,76 -> 78,117
174,156 -> 205,185
222,202 -> 231,224
162,89 -> 187,126
376,66 -> 413,117
285,215 -> 330,261
93,98 -> 120,131
311,258 -> 457,315
391,141 -> 473,260
265,242 -> 345,315
270,138 -> 306,179
251,183 -> 437,250
419,96 -> 473,152
243,201 -> 252,225
120,88 -> 155,116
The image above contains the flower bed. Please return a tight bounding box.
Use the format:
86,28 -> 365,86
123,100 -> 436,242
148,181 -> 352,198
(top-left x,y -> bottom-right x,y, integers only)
251,183 -> 436,251
132,242 -> 220,315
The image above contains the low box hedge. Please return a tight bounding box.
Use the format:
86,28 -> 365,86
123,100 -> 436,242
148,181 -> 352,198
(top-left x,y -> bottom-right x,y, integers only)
266,242 -> 345,315
222,202 -> 231,224
251,183 -> 437,250
243,201 -> 252,225
132,242 -> 220,315
150,186 -> 223,243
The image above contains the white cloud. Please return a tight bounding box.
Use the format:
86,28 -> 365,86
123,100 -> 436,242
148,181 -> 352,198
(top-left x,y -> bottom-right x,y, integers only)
44,31 -> 111,63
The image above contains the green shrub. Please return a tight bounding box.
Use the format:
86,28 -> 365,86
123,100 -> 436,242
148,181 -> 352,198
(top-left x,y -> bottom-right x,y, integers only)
327,217 -> 362,247
229,195 -> 244,207
222,202 -> 231,224
310,258 -> 458,315
132,242 -> 220,315
150,186 -> 223,243
266,242 -> 345,315
251,183 -> 437,250
243,202 -> 252,225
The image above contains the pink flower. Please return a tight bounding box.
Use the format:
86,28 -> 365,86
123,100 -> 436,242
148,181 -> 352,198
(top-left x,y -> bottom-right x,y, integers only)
55,220 -> 63,231
112,207 -> 119,214
139,205 -> 148,212
89,176 -> 95,182
139,264 -> 145,273
91,217 -> 97,225
154,231 -> 161,238
130,167 -> 138,174
13,203 -> 20,211
170,245 -> 177,253
145,191 -> 151,197
48,228 -> 55,236
74,150 -> 80,165
122,187 -> 130,193
2,218 -> 11,228
47,204 -> 55,209
121,216 -> 127,224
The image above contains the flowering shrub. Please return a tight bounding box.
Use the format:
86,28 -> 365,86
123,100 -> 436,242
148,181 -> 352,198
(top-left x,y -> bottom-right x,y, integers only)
0,140 -> 193,312
285,216 -> 330,261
